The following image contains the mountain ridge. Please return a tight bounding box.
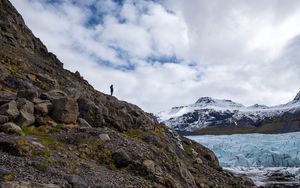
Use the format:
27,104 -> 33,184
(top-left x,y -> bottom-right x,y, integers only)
158,91 -> 300,135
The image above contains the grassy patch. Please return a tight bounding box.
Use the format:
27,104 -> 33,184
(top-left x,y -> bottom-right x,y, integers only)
33,162 -> 48,172
124,128 -> 146,140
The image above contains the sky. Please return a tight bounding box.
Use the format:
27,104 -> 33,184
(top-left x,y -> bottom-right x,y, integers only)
10,0 -> 300,113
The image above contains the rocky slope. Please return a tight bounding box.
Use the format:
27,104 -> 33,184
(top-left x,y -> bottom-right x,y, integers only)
158,93 -> 300,135
0,0 -> 255,187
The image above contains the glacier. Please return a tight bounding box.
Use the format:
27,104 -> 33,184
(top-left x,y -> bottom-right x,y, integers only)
188,132 -> 300,186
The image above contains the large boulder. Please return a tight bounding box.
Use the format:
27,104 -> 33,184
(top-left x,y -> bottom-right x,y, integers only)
16,111 -> 35,127
0,100 -> 19,118
77,98 -> 104,127
0,122 -> 22,134
16,98 -> 34,114
15,98 -> 35,126
51,97 -> 79,124
34,101 -> 52,116
112,149 -> 131,168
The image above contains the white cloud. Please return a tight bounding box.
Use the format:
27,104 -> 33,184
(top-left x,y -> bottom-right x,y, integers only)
10,0 -> 300,113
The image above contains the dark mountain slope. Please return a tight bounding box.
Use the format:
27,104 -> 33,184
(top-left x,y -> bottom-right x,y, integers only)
0,0 -> 254,187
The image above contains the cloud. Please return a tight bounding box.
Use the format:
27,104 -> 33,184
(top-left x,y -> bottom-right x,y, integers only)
10,0 -> 300,113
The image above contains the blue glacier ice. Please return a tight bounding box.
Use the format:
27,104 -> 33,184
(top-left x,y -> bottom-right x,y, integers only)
188,132 -> 300,186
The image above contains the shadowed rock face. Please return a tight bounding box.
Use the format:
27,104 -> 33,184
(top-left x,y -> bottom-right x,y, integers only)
0,0 -> 255,187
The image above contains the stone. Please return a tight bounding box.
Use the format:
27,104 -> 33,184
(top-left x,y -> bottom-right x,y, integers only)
34,101 -> 52,115
112,149 -> 131,168
40,90 -> 67,101
99,133 -> 110,142
51,97 -> 79,124
0,91 -> 16,105
77,118 -> 92,128
17,89 -> 38,101
16,98 -> 34,114
0,122 -> 22,134
143,160 -> 156,174
77,98 -> 104,127
67,175 -> 88,188
0,100 -> 19,118
16,111 -> 35,127
0,115 -> 9,124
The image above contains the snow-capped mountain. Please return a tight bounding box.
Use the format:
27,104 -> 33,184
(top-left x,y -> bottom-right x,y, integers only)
157,91 -> 300,135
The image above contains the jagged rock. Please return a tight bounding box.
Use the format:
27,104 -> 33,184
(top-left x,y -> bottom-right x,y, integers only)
0,115 -> 9,124
34,101 -> 52,115
77,98 -> 104,127
0,100 -> 19,118
143,160 -> 156,174
16,110 -> 35,127
51,97 -> 79,123
67,175 -> 88,188
77,118 -> 92,128
16,98 -> 34,114
112,149 -> 131,168
0,122 -> 22,134
17,89 -> 38,101
40,90 -> 67,101
99,133 -> 110,142
0,91 -> 16,105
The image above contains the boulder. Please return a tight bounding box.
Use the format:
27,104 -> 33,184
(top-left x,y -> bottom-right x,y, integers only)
112,149 -> 131,168
51,97 -> 79,124
16,98 -> 34,114
0,115 -> 9,124
34,101 -> 52,115
77,98 -> 104,127
0,91 -> 16,105
16,111 -> 35,127
40,90 -> 67,101
77,118 -> 92,128
0,122 -> 22,134
143,160 -> 156,174
67,175 -> 88,188
17,89 -> 38,101
0,100 -> 19,118
99,133 -> 110,142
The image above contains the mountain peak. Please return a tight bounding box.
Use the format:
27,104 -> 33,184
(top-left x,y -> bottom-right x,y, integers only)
293,90 -> 300,101
195,97 -> 215,104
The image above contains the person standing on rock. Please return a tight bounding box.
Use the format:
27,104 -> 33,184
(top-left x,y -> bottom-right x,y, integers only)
110,84 -> 114,96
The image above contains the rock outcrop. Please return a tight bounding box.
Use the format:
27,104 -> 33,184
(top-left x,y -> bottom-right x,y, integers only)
0,0 -> 255,187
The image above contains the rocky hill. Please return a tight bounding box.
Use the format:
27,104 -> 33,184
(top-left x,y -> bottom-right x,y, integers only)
158,92 -> 300,135
0,0 -> 255,187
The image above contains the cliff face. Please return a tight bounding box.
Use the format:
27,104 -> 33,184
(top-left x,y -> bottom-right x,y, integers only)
0,0 -> 254,187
